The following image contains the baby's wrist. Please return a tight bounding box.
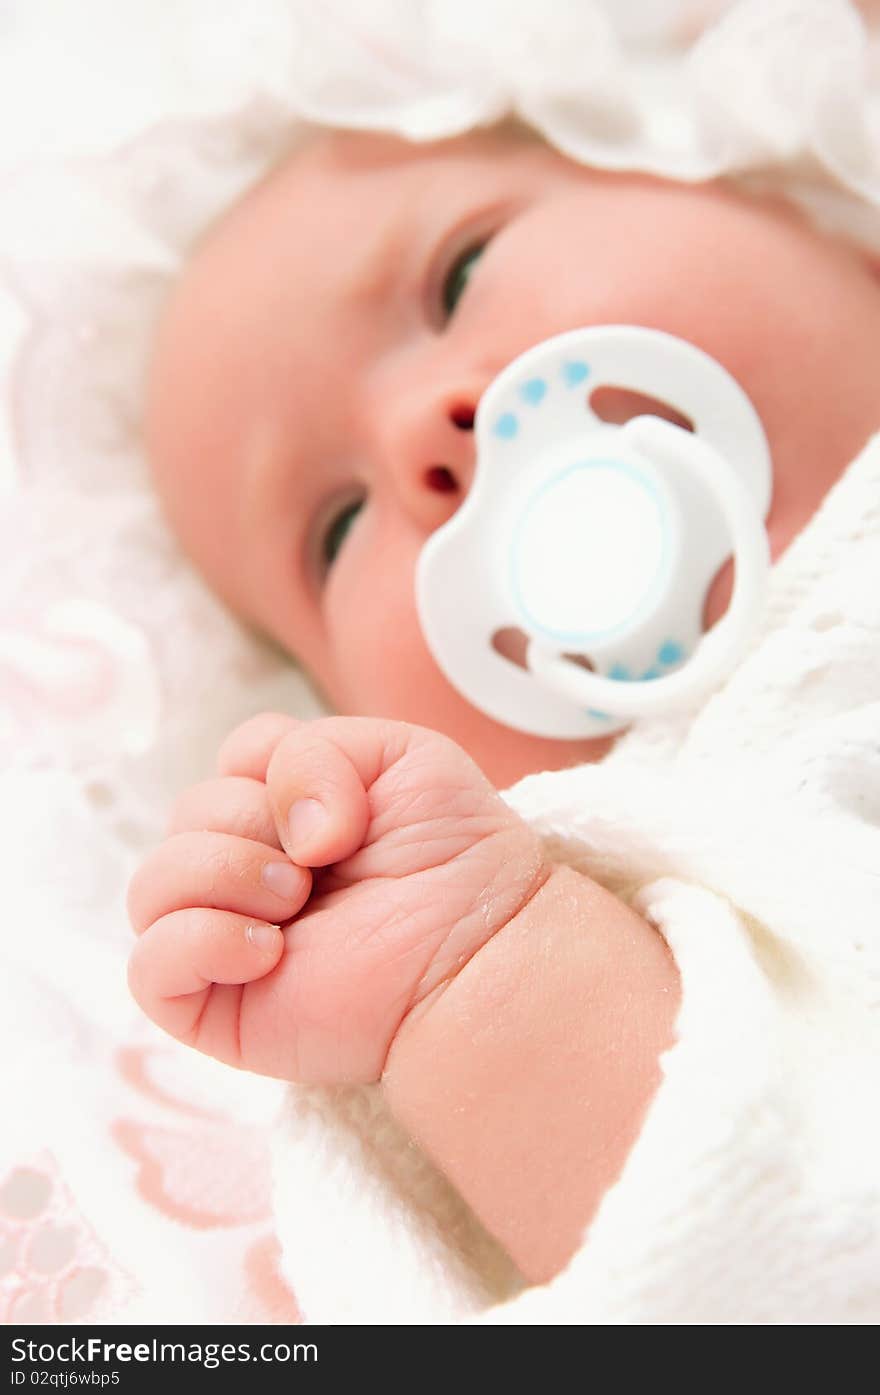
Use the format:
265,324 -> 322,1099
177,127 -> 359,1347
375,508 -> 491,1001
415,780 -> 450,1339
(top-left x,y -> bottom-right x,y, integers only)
397,824 -> 552,1037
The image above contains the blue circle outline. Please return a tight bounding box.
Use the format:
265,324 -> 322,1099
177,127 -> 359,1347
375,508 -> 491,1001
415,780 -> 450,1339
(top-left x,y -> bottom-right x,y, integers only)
509,458 -> 673,646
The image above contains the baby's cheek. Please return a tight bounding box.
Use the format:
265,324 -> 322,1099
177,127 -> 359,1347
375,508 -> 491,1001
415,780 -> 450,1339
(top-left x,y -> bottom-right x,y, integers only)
328,585 -> 459,733
323,527 -> 433,719
323,524 -> 479,728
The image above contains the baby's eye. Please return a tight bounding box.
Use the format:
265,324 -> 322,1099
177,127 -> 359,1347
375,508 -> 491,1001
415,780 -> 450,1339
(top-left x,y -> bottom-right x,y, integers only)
441,242 -> 488,320
322,496 -> 365,570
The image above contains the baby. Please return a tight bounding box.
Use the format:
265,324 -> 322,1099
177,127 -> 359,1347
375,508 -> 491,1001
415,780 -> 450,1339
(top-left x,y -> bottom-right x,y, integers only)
126,125 -> 880,1288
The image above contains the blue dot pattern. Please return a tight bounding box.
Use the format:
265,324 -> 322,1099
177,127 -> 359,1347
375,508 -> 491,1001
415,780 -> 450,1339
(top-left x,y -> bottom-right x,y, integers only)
585,639 -> 688,718
604,640 -> 688,686
492,362 -> 592,444
562,360 -> 590,387
520,377 -> 547,405
657,638 -> 684,665
494,412 -> 518,439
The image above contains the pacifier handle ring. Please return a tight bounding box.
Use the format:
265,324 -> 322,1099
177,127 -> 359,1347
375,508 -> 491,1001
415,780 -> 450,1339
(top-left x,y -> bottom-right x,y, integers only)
525,416 -> 771,718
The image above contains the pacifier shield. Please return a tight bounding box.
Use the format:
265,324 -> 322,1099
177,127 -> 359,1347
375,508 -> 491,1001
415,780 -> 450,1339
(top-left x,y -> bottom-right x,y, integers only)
416,325 -> 772,739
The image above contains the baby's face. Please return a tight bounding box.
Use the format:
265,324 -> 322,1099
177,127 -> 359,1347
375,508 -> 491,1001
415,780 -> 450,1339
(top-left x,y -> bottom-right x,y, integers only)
147,128 -> 880,786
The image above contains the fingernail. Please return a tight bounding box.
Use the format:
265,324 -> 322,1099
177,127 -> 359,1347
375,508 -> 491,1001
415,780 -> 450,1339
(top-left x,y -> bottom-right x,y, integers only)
287,798 -> 326,852
261,860 -> 302,899
246,923 -> 282,951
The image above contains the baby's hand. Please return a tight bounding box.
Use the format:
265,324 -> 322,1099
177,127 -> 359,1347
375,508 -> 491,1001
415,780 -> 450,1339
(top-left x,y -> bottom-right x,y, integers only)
127,714 -> 548,1083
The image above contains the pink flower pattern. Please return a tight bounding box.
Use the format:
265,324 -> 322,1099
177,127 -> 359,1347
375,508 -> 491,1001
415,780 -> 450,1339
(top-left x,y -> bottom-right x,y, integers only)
0,1155 -> 135,1325
0,1046 -> 301,1325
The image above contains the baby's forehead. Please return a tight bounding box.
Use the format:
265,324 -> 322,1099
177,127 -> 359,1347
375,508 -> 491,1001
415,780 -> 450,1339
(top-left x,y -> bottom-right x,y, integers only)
164,124 -> 541,363
194,124 -> 536,262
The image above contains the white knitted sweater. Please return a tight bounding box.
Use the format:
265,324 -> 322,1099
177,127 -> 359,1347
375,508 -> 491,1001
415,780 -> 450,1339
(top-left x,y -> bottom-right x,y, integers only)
272,431 -> 880,1324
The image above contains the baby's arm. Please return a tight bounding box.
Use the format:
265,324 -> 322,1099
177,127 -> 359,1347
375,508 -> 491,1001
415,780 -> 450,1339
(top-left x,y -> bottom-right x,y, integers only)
128,713 -> 679,1283
383,864 -> 678,1282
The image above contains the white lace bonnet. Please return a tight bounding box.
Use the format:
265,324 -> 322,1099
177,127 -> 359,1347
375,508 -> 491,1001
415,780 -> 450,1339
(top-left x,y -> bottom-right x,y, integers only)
2,0 -> 879,863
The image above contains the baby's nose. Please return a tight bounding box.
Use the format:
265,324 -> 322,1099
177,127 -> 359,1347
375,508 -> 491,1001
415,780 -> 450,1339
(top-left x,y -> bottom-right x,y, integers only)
393,395 -> 479,533
423,399 -> 476,498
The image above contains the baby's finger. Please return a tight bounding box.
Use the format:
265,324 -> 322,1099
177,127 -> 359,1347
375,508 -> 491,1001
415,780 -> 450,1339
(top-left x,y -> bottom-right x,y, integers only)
216,712 -> 302,780
167,776 -> 282,848
127,831 -> 311,936
265,716 -> 403,867
128,908 -> 283,1059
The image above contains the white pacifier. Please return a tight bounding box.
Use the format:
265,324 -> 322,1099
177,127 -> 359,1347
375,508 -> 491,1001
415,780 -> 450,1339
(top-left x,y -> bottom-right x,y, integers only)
416,326 -> 772,738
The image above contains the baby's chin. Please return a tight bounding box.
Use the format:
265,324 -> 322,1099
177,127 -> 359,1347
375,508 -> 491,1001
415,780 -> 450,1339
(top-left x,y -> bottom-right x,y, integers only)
394,694 -> 617,788
479,728 -> 617,787
346,652 -> 621,785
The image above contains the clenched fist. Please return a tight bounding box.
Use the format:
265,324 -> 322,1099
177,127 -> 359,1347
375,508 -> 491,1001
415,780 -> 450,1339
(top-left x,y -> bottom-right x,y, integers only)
127,714 -> 548,1084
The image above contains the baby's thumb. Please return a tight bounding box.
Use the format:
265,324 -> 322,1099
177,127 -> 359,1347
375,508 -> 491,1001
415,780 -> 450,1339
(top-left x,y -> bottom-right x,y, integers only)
265,719 -> 373,867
